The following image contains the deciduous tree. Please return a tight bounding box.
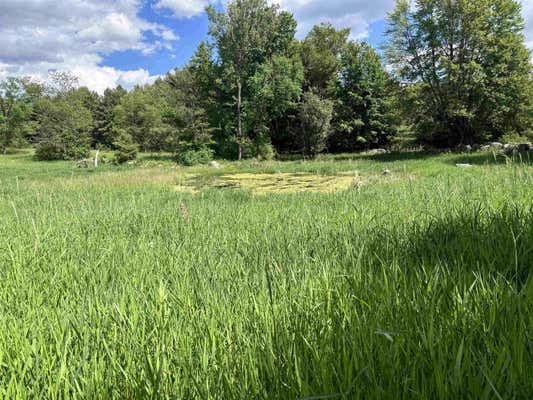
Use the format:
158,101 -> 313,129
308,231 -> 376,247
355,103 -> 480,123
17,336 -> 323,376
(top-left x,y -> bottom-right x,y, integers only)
386,0 -> 532,146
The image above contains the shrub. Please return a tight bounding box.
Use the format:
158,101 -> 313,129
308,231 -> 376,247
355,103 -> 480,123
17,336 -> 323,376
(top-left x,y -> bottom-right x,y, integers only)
33,96 -> 92,161
35,141 -> 90,161
35,143 -> 63,161
176,147 -> 214,166
113,131 -> 139,164
254,139 -> 275,161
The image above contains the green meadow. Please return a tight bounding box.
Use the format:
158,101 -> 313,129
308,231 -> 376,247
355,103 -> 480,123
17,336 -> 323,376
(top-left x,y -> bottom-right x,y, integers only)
1,151 -> 532,399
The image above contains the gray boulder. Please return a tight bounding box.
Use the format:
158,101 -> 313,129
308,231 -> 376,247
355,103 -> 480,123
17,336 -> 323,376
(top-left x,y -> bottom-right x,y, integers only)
74,159 -> 89,168
366,148 -> 387,155
502,143 -> 518,155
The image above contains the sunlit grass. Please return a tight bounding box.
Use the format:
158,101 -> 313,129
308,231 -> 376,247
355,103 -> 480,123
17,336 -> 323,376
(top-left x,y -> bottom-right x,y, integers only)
0,151 -> 532,399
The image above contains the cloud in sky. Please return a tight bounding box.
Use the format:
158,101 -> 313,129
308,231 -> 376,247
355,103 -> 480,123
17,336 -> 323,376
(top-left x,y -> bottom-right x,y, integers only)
522,0 -> 533,48
0,0 -> 176,93
154,0 -> 212,18
275,0 -> 395,39
0,0 -> 531,93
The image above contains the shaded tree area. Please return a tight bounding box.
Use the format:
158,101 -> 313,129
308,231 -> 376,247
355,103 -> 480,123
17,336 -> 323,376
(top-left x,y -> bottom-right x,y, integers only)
386,0 -> 532,147
0,0 -> 531,162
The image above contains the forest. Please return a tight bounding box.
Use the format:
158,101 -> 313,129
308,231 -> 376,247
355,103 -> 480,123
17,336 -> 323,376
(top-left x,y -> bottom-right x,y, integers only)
1,0 -> 531,164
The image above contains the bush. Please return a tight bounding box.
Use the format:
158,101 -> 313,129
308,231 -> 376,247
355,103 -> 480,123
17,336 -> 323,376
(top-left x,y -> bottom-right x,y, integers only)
35,141 -> 90,161
254,139 -> 275,161
35,143 -> 63,161
500,132 -> 532,145
33,95 -> 93,161
113,131 -> 139,164
176,147 -> 214,166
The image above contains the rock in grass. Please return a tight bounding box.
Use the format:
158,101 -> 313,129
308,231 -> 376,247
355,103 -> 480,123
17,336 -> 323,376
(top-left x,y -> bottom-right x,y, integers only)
74,159 -> 89,168
366,148 -> 387,155
209,161 -> 221,169
382,169 -> 391,175
456,163 -> 473,168
501,143 -> 530,155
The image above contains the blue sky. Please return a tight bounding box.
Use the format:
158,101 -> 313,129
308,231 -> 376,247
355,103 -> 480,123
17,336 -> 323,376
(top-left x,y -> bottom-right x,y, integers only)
0,0 -> 531,93
102,3 -> 212,75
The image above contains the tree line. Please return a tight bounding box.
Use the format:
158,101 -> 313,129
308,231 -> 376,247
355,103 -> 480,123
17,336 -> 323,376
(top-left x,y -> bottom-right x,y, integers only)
1,0 -> 531,163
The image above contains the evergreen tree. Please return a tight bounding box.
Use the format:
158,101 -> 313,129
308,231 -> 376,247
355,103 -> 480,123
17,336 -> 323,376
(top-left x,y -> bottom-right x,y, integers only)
165,68 -> 215,164
331,42 -> 398,151
93,86 -> 126,148
246,54 -> 304,152
113,130 -> 139,164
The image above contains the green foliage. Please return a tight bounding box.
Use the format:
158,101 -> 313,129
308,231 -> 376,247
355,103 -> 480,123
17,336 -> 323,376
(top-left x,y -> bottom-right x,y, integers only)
301,23 -> 350,97
113,84 -> 176,152
206,0 -> 298,159
164,68 -> 216,164
93,86 -> 127,147
2,0 -> 532,159
298,92 -> 333,155
331,42 -> 399,151
176,147 -> 215,166
255,142 -> 275,161
247,55 -> 304,139
386,0 -> 532,146
0,77 -> 33,152
113,130 -> 139,164
34,142 -> 66,161
34,93 -> 92,161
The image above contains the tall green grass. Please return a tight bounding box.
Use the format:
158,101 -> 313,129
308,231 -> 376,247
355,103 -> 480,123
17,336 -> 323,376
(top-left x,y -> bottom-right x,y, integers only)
0,152 -> 532,399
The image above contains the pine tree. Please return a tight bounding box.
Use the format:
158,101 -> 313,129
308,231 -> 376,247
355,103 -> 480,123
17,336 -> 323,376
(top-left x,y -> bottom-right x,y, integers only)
113,130 -> 139,164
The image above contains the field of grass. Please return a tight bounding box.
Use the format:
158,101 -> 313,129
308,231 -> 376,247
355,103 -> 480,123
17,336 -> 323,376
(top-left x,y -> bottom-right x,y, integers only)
1,150 -> 532,399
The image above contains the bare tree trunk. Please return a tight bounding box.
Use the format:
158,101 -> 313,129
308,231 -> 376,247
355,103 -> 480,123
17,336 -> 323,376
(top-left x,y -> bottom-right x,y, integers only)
94,149 -> 99,168
237,78 -> 243,161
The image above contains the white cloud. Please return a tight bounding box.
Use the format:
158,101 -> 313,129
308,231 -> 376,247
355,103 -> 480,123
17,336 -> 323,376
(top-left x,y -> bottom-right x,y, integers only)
1,0 -> 531,94
2,53 -> 158,94
155,0 -> 211,18
521,0 -> 533,50
0,0 -> 177,93
275,0 -> 533,47
275,0 -> 395,39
